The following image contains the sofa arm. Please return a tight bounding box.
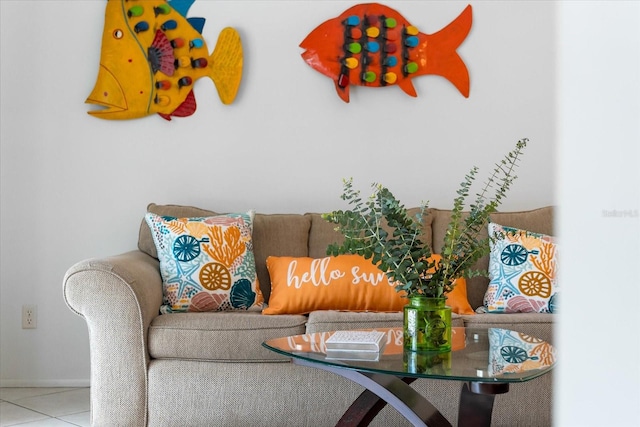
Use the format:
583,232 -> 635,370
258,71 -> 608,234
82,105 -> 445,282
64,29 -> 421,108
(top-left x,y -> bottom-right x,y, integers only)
63,250 -> 163,427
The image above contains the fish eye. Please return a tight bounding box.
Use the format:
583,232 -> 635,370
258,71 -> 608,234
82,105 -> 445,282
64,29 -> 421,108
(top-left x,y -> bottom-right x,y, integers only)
113,29 -> 124,39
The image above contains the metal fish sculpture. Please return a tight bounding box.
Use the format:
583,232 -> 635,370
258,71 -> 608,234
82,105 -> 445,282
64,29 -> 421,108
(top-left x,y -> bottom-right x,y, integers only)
86,0 -> 243,121
300,3 -> 472,103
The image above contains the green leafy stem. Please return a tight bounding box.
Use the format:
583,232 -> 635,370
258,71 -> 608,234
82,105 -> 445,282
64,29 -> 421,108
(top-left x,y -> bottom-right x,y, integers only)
323,138 -> 528,299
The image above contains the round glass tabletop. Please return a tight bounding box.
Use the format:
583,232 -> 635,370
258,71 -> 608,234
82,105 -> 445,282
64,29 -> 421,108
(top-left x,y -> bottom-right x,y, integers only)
263,327 -> 555,383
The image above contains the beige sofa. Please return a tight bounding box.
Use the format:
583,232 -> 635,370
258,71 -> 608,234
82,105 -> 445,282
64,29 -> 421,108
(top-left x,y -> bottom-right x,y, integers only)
63,203 -> 555,427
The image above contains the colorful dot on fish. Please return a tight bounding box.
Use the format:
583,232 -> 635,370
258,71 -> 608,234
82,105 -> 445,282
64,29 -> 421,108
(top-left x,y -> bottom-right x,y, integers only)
176,57 -> 190,68
362,71 -> 376,83
338,73 -> 349,88
134,22 -> 149,33
347,43 -> 361,54
383,56 -> 398,67
405,36 -> 418,48
406,26 -> 419,36
156,81 -> 171,90
191,58 -> 208,68
127,6 -> 144,18
189,39 -> 204,49
404,62 -> 418,74
383,73 -> 397,84
366,27 -> 380,38
343,58 -> 358,69
178,77 -> 193,88
385,43 -> 397,54
155,95 -> 170,106
161,20 -> 177,31
350,28 -> 362,39
154,4 -> 171,16
345,16 -> 360,26
171,38 -> 185,49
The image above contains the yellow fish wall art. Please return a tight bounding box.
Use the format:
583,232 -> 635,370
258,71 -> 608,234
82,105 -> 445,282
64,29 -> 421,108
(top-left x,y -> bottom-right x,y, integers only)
86,0 -> 243,121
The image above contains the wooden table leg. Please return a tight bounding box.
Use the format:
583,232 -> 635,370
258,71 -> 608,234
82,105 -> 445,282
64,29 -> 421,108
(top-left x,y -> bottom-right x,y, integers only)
335,378 -> 417,427
457,382 -> 509,427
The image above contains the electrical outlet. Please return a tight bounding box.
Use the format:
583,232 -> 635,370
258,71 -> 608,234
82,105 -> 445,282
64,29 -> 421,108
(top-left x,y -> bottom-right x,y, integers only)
22,305 -> 37,329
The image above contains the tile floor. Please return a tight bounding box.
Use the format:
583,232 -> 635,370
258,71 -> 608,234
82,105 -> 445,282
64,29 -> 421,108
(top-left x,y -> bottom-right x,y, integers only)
0,388 -> 90,427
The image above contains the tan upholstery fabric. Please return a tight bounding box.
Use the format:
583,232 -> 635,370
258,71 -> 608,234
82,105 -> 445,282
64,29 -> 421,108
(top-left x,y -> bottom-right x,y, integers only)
63,250 -> 164,427
146,358 -> 551,427
252,213 -> 311,301
306,310 -> 403,333
149,311 -> 307,361
430,206 -> 555,309
306,213 -> 345,258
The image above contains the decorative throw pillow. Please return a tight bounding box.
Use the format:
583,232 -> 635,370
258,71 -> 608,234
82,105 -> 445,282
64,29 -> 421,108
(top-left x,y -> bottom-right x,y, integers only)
263,254 -> 473,315
484,223 -> 558,313
145,212 -> 263,313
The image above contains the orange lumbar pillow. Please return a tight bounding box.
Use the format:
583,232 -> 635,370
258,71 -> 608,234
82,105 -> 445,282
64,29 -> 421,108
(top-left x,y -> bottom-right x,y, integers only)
263,254 -> 474,315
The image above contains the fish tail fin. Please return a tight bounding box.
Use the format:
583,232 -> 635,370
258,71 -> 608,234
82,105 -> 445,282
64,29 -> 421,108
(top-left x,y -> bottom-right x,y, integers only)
424,4 -> 472,97
209,27 -> 243,105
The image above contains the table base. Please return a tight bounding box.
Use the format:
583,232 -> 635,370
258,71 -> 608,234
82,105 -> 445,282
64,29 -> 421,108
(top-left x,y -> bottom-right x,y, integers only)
294,359 -> 510,427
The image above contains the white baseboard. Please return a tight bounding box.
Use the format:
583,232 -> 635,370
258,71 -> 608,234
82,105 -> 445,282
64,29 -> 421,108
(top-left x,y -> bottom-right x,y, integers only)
0,379 -> 90,388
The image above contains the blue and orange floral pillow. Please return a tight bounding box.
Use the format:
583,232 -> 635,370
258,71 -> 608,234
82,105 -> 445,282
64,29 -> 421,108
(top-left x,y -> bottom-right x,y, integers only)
145,211 -> 263,314
484,223 -> 558,313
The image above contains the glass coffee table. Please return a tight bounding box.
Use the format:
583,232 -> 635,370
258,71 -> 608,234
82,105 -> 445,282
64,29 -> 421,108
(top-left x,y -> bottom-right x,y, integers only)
263,327 -> 555,427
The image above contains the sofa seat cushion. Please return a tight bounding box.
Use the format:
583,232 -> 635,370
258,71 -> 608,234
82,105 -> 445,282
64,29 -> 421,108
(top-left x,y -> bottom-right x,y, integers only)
460,313 -> 555,344
305,310 -> 464,334
148,312 -> 307,362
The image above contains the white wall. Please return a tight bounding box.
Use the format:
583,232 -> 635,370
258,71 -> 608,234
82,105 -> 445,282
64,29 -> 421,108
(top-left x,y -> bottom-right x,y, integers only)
557,1 -> 639,426
1,1 -> 556,385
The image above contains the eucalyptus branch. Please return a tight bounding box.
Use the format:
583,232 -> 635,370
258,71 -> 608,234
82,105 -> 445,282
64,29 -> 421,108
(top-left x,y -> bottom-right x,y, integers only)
439,139 -> 527,285
323,139 -> 528,299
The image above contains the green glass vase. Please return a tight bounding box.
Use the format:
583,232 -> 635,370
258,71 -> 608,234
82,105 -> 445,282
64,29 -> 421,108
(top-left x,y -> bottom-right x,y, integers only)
403,296 -> 452,353
403,349 -> 452,374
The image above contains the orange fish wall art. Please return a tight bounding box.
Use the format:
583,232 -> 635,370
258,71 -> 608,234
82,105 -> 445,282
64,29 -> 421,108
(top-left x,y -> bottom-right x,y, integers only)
86,0 -> 243,121
300,3 -> 473,102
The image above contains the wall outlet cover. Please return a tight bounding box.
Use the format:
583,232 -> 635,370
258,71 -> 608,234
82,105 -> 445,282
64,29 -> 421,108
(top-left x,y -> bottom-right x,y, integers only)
22,305 -> 37,329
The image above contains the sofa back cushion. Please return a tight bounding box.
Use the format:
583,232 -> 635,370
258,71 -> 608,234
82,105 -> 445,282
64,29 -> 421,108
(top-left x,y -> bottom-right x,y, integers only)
251,214 -> 311,302
430,206 -> 555,309
139,204 -> 311,303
